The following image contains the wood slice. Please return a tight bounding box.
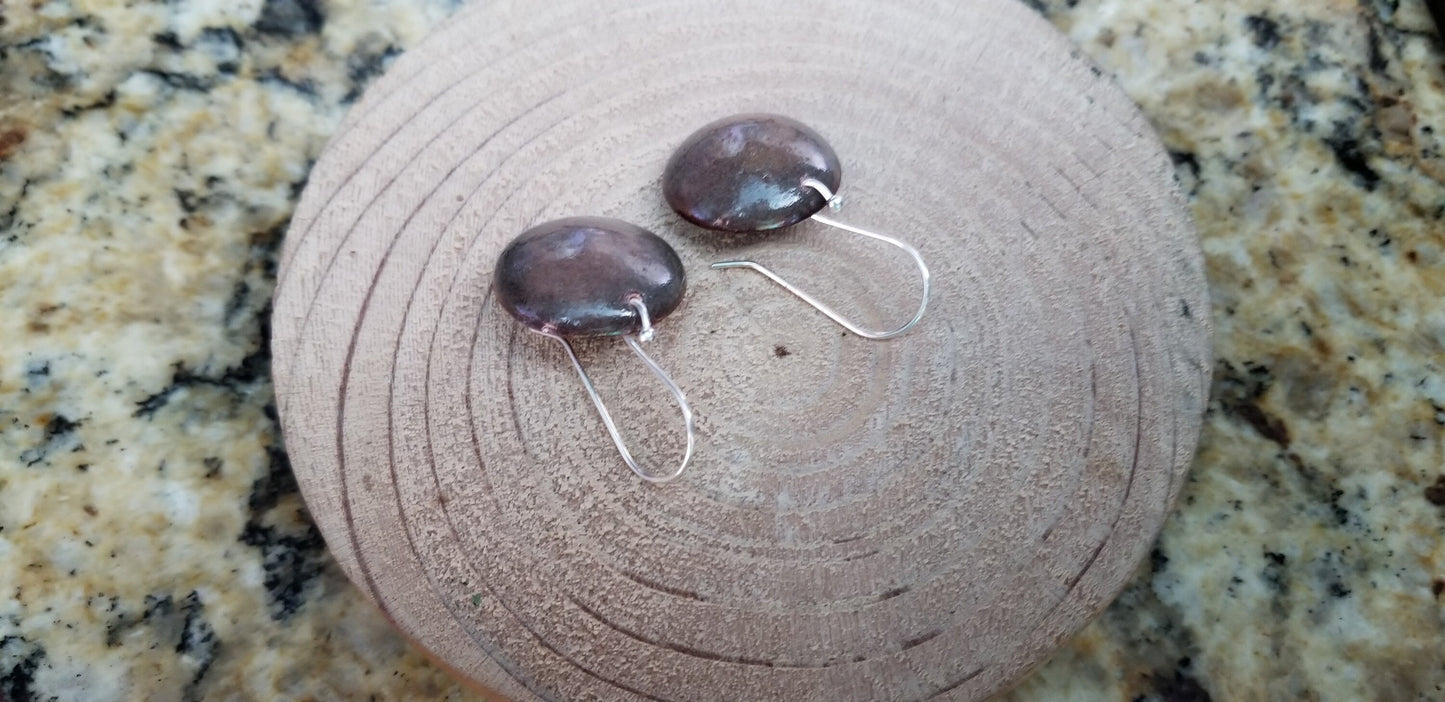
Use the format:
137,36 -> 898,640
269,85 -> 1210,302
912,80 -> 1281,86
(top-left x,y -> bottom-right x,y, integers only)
271,0 -> 1211,700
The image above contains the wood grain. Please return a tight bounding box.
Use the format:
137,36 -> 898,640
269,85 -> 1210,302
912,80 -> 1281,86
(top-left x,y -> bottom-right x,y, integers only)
271,0 -> 1211,699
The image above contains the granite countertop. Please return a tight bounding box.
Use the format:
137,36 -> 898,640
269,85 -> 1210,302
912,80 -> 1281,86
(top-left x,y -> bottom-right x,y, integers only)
1,0 -> 1441,700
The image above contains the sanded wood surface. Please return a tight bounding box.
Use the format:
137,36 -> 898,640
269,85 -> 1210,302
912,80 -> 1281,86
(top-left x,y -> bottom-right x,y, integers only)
271,0 -> 1211,699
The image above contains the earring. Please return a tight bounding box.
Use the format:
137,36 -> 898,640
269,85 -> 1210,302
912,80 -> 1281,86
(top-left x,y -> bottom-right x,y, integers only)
663,113 -> 931,340
493,216 -> 695,483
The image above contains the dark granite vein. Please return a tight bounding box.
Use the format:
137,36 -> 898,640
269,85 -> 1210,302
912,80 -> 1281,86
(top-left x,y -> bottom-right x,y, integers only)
240,448 -> 328,621
0,634 -> 46,702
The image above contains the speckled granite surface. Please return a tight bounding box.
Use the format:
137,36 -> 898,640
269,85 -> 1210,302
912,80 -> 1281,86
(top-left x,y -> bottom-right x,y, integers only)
0,0 -> 1441,700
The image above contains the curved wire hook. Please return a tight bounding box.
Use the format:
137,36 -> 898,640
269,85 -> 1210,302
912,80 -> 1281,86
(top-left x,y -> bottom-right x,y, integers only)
544,298 -> 695,483
711,178 -> 931,340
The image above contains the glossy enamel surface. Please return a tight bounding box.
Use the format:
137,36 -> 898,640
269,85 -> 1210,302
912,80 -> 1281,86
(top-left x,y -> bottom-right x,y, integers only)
663,113 -> 843,232
493,217 -> 686,337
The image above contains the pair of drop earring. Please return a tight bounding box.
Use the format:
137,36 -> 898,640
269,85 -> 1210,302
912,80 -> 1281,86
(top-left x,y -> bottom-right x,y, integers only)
493,113 -> 932,484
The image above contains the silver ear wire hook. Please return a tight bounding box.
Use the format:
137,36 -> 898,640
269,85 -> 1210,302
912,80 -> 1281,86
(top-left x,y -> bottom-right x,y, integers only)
710,178 -> 931,340
543,297 -> 695,483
